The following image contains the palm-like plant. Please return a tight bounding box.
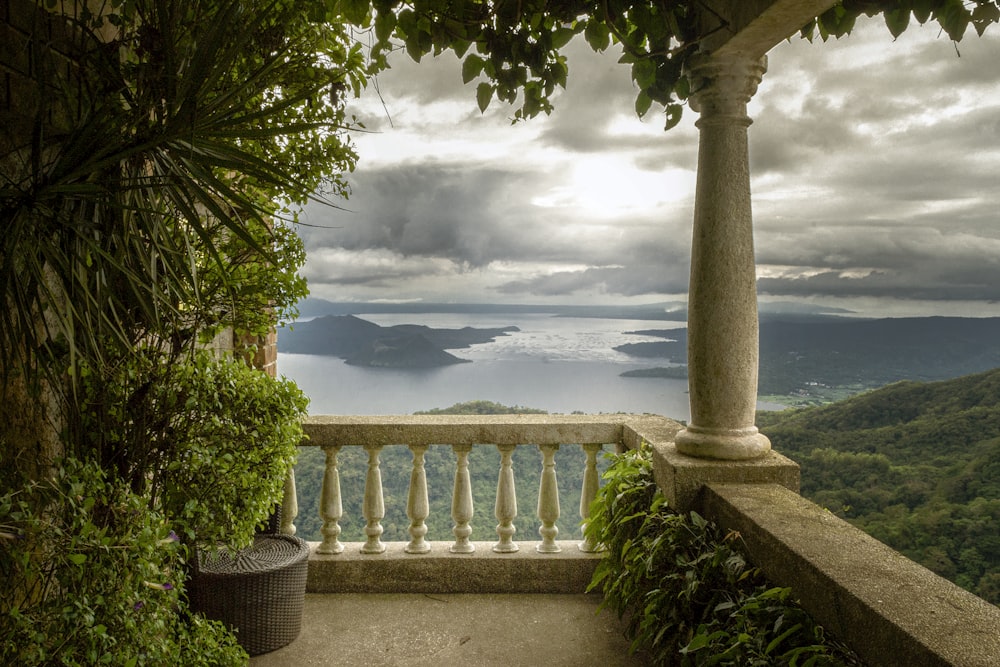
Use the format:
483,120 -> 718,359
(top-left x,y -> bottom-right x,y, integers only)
0,0 -> 367,464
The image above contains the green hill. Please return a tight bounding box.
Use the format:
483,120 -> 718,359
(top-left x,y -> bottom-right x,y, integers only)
758,368 -> 1000,605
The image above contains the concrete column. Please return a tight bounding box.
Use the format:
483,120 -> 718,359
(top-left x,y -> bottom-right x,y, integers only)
675,52 -> 771,460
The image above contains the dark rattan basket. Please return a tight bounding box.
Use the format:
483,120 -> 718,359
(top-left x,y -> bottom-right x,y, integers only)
189,533 -> 310,656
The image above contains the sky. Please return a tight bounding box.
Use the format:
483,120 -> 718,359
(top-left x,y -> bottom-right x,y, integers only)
296,16 -> 1000,317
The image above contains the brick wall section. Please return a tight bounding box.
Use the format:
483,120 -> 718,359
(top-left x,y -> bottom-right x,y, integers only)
242,329 -> 279,378
206,327 -> 279,378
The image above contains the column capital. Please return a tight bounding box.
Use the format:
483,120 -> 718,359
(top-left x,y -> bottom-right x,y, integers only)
686,52 -> 768,124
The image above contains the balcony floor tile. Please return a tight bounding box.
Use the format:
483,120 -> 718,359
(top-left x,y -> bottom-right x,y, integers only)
249,593 -> 649,666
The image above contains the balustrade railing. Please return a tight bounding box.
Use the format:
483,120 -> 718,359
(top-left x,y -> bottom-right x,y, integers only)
285,415 -> 661,556
311,439 -> 599,555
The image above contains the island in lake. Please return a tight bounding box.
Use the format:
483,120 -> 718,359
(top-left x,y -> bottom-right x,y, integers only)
278,315 -> 519,368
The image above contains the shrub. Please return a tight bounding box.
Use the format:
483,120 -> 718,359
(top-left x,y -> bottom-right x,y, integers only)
585,445 -> 862,666
0,458 -> 247,666
78,351 -> 308,550
6,351 -> 311,662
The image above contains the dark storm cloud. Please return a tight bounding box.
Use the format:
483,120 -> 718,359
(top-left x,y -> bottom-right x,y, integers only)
300,163 -> 542,267
298,156 -> 691,293
748,20 -> 1000,306
496,260 -> 690,298
758,267 -> 1000,301
537,40 -> 701,172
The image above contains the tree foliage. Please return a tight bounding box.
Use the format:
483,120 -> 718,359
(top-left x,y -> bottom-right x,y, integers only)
332,0 -> 1000,129
0,459 -> 248,666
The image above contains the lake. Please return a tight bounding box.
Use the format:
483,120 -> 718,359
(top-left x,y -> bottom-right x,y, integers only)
279,312 -> 784,419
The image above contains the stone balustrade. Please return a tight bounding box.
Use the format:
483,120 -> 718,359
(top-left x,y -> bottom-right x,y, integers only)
289,415 -> 658,557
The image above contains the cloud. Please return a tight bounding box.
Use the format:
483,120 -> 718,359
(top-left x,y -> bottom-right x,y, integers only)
496,259 -> 690,298
295,17 -> 1000,312
748,19 -> 1000,307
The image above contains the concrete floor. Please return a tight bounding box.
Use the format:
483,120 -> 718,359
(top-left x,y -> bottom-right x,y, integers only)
249,593 -> 650,666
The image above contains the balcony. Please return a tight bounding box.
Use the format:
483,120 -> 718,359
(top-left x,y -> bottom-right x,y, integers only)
249,414 -> 1000,666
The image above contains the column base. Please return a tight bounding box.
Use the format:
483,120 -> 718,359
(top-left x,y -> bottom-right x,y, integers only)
675,424 -> 771,460
651,439 -> 798,513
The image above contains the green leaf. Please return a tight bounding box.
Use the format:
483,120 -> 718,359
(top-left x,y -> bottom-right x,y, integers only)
972,3 -> 1000,36
462,55 -> 485,84
674,75 -> 690,101
937,0 -> 970,41
68,553 -> 87,566
551,27 -> 576,49
912,0 -> 935,23
664,104 -> 683,131
634,91 -> 653,118
766,622 -> 804,654
681,633 -> 710,654
884,8 -> 910,38
374,10 -> 396,42
584,20 -> 611,52
632,59 -> 656,89
341,0 -> 369,26
476,82 -> 494,113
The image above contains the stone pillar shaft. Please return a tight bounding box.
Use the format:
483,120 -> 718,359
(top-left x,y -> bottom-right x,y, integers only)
676,53 -> 771,461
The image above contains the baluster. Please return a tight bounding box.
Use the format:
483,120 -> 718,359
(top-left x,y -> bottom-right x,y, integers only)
316,445 -> 344,554
536,444 -> 561,553
406,444 -> 431,554
361,443 -> 386,554
450,444 -> 475,553
280,468 -> 298,535
578,443 -> 603,552
493,443 -> 519,553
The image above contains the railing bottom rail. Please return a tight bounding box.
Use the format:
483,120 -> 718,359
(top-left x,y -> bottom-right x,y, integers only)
306,541 -> 603,594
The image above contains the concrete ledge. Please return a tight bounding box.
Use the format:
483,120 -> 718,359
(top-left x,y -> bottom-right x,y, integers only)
307,541 -> 603,594
647,438 -> 800,512
702,483 -> 1000,667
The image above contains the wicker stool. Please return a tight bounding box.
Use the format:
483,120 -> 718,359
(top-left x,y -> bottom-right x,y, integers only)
189,534 -> 310,656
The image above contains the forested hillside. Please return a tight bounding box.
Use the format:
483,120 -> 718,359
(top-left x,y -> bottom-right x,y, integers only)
758,368 -> 1000,604
293,401 -> 610,545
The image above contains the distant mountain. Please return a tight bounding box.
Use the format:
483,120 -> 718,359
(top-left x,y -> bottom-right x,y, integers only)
614,316 -> 1000,399
757,368 -> 1000,604
757,301 -> 855,316
292,298 -> 688,321
292,297 -> 852,322
278,314 -> 518,368
282,314 -> 383,356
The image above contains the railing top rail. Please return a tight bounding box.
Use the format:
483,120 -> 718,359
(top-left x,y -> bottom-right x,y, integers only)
301,414 -> 677,448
